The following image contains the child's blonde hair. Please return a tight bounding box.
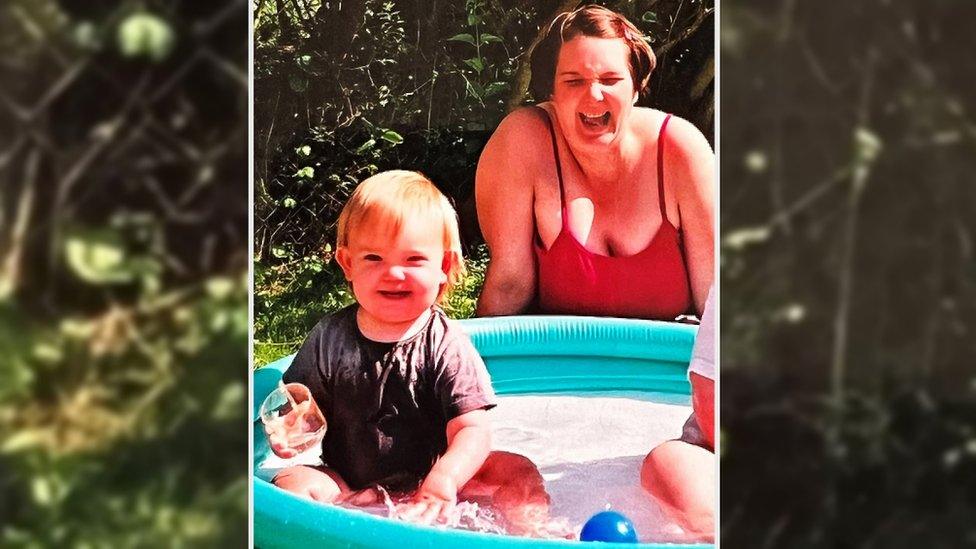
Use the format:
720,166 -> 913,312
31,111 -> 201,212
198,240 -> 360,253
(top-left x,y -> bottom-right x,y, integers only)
336,170 -> 465,302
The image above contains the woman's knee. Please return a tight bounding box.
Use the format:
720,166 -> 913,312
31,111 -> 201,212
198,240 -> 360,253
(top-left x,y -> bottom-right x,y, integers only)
641,441 -> 715,538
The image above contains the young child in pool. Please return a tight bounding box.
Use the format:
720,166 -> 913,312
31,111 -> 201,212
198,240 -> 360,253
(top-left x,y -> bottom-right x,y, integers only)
268,170 -> 551,533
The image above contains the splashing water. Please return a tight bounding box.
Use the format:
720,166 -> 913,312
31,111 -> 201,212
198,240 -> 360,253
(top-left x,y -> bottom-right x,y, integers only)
342,486 -> 576,539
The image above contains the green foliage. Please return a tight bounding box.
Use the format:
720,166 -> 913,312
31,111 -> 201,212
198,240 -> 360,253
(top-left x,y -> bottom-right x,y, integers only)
1,0 -> 247,544
442,245 -> 489,320
253,254 -> 354,366
116,12 -> 176,62
721,1 -> 976,545
253,0 -> 714,365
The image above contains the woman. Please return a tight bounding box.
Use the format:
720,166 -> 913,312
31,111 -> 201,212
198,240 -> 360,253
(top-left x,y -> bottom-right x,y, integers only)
474,5 -> 715,540
475,5 -> 714,319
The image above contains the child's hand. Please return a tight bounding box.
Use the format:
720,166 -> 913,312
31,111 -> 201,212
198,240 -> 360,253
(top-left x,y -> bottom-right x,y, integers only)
396,470 -> 458,525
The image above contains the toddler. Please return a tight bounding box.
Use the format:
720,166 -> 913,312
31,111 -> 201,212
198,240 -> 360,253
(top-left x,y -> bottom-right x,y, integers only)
269,170 -> 549,532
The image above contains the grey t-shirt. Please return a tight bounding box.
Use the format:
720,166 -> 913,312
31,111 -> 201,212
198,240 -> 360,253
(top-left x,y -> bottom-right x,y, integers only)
283,305 -> 496,490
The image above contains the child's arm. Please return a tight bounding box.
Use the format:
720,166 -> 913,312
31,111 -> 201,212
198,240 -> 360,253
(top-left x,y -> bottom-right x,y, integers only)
398,408 -> 492,524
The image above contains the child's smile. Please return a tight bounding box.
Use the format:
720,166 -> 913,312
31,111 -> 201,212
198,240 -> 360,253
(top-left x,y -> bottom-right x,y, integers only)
377,289 -> 412,299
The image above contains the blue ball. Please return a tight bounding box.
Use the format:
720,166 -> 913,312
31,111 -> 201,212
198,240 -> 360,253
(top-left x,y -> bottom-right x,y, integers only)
580,511 -> 638,543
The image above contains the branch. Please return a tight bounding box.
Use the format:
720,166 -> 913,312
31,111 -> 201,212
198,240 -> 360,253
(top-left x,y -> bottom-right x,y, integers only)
0,147 -> 39,299
653,6 -> 713,59
504,0 -> 580,112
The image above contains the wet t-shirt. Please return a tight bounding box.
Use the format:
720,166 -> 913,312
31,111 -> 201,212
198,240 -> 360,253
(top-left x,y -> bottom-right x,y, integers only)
283,305 -> 496,490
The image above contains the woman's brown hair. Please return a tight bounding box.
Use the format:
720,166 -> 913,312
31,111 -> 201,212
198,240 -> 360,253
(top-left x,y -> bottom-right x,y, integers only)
529,5 -> 656,101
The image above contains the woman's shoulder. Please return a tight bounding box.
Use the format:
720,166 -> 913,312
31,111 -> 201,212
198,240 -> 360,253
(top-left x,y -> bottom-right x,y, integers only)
478,105 -> 553,174
634,109 -> 714,203
633,108 -> 711,151
488,105 -> 552,146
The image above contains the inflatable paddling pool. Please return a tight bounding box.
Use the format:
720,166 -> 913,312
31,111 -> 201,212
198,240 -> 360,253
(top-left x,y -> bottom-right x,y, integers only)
253,315 -> 713,549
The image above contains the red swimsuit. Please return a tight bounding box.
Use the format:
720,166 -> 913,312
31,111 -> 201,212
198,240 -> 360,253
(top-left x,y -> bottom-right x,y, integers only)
534,111 -> 692,320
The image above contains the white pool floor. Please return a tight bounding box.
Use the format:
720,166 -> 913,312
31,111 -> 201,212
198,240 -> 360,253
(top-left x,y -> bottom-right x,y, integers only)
489,392 -> 692,542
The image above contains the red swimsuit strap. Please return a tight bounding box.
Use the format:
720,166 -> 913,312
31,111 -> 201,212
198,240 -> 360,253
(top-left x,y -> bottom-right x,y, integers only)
657,114 -> 672,224
537,107 -> 569,228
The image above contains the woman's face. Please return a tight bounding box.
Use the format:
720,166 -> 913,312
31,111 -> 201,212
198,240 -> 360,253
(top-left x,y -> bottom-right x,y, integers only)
551,35 -> 638,152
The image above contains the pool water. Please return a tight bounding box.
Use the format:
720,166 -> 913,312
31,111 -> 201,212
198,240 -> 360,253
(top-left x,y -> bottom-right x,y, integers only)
258,392 -> 693,542
491,392 -> 691,542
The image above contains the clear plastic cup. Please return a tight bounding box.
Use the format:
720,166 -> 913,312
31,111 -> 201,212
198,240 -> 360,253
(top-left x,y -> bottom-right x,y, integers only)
260,382 -> 327,456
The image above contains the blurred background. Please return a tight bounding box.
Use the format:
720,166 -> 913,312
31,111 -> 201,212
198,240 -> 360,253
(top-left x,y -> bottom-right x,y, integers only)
0,0 -> 248,546
253,0 -> 714,365
9,0 -> 972,546
720,1 -> 976,546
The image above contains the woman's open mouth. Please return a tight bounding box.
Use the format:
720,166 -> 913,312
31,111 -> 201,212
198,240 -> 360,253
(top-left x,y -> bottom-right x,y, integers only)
579,111 -> 611,129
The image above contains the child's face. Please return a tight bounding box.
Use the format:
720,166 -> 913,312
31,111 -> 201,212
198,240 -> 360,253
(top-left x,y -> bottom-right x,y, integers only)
336,217 -> 449,326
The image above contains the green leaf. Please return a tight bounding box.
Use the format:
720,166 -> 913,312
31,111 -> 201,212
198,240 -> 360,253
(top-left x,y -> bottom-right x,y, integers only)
463,57 -> 484,74
282,197 -> 297,208
468,81 -> 485,99
32,477 -> 52,505
117,12 -> 175,62
33,342 -> 63,364
294,166 -> 314,179
484,81 -> 509,97
64,229 -> 133,284
205,277 -> 235,299
642,11 -> 658,23
380,130 -> 404,145
288,75 -> 308,93
296,145 -> 311,157
212,382 -> 245,420
355,138 -> 377,155
447,33 -> 477,46
480,33 -> 502,44
467,14 -> 482,26
2,430 -> 47,453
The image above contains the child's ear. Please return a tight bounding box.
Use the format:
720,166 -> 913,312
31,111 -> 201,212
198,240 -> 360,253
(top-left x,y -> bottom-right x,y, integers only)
439,252 -> 451,284
632,90 -> 639,105
335,246 -> 353,281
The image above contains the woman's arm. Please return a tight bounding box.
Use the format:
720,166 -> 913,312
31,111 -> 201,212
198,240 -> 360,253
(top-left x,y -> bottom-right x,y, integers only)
474,109 -> 546,316
667,117 -> 715,317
